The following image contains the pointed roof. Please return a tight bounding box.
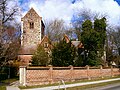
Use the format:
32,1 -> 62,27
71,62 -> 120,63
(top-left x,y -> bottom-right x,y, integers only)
71,41 -> 80,47
63,34 -> 70,43
40,35 -> 49,44
39,35 -> 53,50
71,41 -> 84,48
62,34 -> 84,48
22,8 -> 41,19
77,42 -> 84,48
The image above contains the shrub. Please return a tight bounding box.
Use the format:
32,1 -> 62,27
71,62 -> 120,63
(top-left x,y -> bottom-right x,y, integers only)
0,73 -> 7,81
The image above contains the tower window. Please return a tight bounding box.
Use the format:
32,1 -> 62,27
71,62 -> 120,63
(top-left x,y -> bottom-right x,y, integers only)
44,42 -> 48,48
29,22 -> 34,29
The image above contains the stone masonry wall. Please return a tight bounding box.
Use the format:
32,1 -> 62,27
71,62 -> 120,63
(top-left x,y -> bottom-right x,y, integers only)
21,8 -> 42,51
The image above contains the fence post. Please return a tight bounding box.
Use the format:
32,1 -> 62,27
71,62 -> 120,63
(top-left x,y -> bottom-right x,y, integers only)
111,66 -> 114,77
19,66 -> 27,86
100,65 -> 103,78
86,65 -> 90,80
69,65 -> 74,81
49,65 -> 53,84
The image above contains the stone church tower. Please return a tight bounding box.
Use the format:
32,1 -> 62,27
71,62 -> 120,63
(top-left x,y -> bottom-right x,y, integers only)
21,8 -> 45,54
19,8 -> 45,65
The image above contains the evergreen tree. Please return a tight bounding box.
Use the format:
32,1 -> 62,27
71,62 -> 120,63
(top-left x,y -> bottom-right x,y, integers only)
94,17 -> 106,50
31,45 -> 49,66
81,18 -> 107,66
52,39 -> 76,66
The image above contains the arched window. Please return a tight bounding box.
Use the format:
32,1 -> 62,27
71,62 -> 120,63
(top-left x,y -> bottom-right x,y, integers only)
29,22 -> 34,29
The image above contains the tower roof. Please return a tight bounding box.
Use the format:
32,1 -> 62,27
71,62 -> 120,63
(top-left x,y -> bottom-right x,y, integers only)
22,8 -> 41,19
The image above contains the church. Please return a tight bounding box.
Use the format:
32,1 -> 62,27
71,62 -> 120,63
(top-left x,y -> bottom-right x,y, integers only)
18,8 -> 106,66
18,8 -> 52,65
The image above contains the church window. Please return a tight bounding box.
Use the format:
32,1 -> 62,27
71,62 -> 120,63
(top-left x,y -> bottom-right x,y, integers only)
44,42 -> 48,48
29,22 -> 34,29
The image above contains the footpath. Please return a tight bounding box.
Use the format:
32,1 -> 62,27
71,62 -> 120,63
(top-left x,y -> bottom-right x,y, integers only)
6,78 -> 120,90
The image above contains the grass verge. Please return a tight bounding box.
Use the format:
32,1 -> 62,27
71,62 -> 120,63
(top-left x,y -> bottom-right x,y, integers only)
65,80 -> 120,90
0,77 -> 18,90
2,77 -> 18,84
19,75 -> 120,89
0,86 -> 6,90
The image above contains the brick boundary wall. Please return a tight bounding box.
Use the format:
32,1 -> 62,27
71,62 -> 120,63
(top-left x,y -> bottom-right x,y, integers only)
19,65 -> 120,86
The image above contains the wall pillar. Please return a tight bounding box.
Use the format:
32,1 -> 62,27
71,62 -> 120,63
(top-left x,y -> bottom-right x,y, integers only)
86,65 -> 91,80
69,65 -> 74,81
111,66 -> 114,77
19,66 -> 27,86
49,65 -> 53,84
100,65 -> 103,78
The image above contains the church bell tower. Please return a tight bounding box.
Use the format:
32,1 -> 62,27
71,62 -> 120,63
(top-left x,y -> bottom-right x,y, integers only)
21,8 -> 45,54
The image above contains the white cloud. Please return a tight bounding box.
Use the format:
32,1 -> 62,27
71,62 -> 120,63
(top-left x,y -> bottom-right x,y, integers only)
79,0 -> 120,26
29,0 -> 74,26
20,0 -> 120,26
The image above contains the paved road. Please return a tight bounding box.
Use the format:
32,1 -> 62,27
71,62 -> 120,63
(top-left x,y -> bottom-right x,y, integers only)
6,86 -> 20,90
104,85 -> 120,90
88,83 -> 120,90
99,84 -> 120,90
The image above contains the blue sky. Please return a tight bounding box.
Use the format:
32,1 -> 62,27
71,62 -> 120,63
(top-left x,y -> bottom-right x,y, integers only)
17,0 -> 120,26
115,0 -> 120,5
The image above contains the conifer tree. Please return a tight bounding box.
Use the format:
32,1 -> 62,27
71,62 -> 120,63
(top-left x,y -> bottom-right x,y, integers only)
81,18 -> 106,66
52,39 -> 76,66
31,45 -> 49,66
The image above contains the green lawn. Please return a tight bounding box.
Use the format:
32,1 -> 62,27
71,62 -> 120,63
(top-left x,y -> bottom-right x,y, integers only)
2,78 -> 18,84
0,86 -> 6,90
0,77 -> 18,90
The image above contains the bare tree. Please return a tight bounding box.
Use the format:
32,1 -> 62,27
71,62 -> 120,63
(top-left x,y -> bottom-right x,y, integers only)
0,0 -> 20,66
0,0 -> 20,42
105,25 -> 120,65
0,25 -> 21,66
45,19 -> 66,41
0,0 -> 19,25
113,27 -> 120,51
